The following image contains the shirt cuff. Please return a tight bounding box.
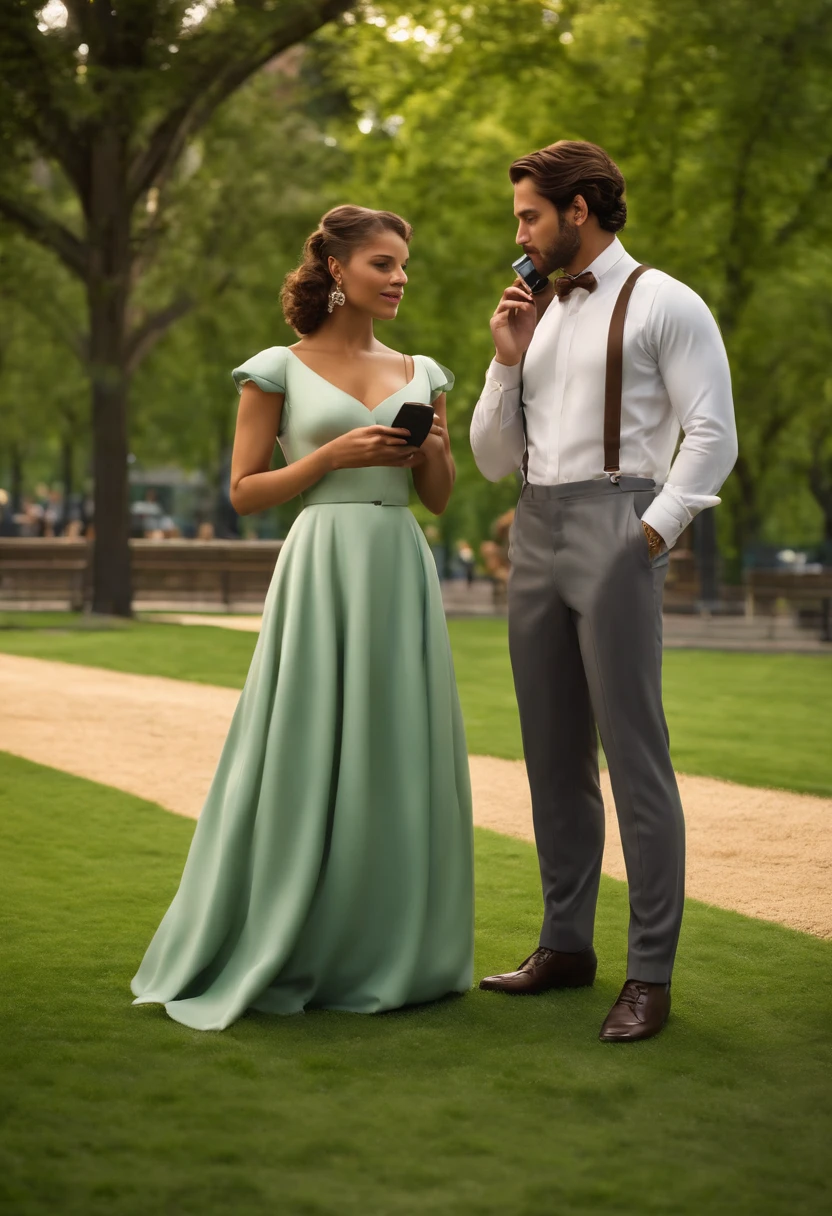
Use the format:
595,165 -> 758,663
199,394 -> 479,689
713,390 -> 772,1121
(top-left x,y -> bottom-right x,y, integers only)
486,357 -> 522,391
642,485 -> 721,550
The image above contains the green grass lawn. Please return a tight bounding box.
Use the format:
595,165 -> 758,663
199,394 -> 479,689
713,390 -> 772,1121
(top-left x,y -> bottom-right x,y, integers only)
1,614 -> 830,796
0,611 -> 256,687
1,751 -> 829,1216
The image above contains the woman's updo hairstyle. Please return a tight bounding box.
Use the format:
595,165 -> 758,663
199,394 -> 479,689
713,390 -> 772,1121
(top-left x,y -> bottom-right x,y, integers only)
281,205 -> 413,335
509,140 -> 627,232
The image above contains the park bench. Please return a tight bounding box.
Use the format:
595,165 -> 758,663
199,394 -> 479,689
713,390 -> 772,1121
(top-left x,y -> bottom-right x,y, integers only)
0,539 -> 89,610
130,539 -> 283,609
0,538 -> 285,612
744,568 -> 832,641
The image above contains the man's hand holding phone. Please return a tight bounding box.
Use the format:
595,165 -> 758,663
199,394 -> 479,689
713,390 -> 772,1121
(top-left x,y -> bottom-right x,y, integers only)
490,278 -> 539,367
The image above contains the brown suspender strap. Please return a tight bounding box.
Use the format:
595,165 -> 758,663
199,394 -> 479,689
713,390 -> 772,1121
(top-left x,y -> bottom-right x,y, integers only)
518,350 -> 530,484
603,264 -> 651,476
518,264 -> 651,484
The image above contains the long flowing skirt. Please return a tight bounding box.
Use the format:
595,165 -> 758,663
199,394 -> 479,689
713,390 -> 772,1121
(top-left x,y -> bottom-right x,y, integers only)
131,503 -> 474,1030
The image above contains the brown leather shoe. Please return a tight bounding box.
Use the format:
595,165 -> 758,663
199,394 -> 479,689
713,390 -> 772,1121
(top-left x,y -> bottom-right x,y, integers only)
479,946 -> 597,994
599,980 -> 671,1042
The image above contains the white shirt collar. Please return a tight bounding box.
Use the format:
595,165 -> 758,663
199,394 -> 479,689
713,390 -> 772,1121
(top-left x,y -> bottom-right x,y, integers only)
583,235 -> 627,280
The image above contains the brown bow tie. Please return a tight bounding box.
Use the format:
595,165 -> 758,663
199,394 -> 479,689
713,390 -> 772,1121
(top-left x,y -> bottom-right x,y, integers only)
554,270 -> 598,300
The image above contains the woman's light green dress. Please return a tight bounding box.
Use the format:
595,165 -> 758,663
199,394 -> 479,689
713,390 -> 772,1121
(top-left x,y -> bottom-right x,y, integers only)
130,348 -> 474,1031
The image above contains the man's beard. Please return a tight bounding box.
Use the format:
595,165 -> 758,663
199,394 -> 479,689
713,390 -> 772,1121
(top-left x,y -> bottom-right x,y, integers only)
535,215 -> 581,277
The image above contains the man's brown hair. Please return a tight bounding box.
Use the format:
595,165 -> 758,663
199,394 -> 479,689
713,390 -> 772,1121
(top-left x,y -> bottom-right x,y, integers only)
509,140 -> 627,232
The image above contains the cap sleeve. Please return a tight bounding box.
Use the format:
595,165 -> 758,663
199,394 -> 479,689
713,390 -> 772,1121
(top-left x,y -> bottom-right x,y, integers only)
421,355 -> 455,402
232,346 -> 288,395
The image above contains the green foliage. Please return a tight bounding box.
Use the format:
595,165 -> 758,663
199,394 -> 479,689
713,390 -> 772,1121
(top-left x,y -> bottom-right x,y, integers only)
0,234 -> 87,496
2,0 -> 832,560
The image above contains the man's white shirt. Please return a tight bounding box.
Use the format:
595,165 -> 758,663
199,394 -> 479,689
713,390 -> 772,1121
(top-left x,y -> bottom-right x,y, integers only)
469,237 -> 738,548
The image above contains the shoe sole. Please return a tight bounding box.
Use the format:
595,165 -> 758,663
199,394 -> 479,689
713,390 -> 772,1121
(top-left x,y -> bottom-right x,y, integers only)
479,972 -> 597,994
598,1016 -> 670,1043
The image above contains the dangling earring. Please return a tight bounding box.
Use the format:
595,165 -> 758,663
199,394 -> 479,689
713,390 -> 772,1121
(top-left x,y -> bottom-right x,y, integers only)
328,280 -> 346,313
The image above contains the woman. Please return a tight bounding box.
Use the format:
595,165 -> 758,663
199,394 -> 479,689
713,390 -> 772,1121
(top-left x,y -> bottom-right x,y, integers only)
131,205 -> 474,1030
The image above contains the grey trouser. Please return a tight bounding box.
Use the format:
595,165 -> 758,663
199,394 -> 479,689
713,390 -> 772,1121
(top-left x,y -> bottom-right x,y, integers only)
507,476 -> 685,984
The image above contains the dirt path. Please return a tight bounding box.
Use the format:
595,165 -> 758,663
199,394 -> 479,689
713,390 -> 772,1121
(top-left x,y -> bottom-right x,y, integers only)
1,652 -> 829,938
147,613 -> 264,632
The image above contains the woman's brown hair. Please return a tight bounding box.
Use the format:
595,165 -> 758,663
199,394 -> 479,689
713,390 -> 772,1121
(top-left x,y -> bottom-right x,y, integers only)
509,140 -> 627,232
281,205 -> 413,335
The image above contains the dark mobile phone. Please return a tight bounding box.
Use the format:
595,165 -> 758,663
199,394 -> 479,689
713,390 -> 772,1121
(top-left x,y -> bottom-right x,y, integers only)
511,253 -> 550,295
390,401 -> 435,447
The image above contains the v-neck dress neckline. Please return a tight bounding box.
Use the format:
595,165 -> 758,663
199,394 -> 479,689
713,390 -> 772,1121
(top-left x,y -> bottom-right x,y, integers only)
286,348 -> 417,415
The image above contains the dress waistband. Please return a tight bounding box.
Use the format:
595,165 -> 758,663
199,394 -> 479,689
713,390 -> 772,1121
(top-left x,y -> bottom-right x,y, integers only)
302,498 -> 407,508
521,476 -> 657,501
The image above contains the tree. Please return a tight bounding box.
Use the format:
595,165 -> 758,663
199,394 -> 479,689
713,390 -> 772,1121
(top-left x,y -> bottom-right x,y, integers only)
0,0 -> 354,614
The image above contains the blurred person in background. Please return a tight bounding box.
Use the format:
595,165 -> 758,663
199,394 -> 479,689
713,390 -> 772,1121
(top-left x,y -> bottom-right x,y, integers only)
0,489 -> 15,537
43,488 -> 64,538
457,539 -> 476,586
15,497 -> 44,537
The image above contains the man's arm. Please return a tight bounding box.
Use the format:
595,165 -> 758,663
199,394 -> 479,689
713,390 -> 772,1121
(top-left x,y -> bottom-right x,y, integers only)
470,359 -> 527,481
641,279 -> 738,549
470,277 -> 543,481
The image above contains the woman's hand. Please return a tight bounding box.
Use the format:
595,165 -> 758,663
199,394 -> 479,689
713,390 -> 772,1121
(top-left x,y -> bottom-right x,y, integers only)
410,393 -> 454,515
407,417 -> 448,468
325,425 -> 419,470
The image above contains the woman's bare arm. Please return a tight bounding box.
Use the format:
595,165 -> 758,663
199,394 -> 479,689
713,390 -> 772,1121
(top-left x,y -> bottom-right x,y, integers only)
411,393 -> 456,515
229,383 -> 334,515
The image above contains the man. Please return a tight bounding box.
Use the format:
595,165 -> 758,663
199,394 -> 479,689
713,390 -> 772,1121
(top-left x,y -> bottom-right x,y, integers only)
470,140 -> 737,1042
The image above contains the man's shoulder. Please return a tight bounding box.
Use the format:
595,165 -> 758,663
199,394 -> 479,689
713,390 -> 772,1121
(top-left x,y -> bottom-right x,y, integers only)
627,266 -> 725,354
635,265 -> 710,312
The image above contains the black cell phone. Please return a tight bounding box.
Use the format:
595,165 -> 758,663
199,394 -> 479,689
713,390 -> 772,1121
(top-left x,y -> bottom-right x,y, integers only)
511,253 -> 550,295
390,401 -> 435,447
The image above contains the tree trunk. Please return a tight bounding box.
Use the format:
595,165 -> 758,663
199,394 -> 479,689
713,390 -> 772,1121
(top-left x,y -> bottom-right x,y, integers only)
693,506 -> 720,607
820,493 -> 832,547
805,421 -> 832,545
808,460 -> 832,545
86,128 -> 133,616
88,342 -> 132,614
730,452 -> 763,569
